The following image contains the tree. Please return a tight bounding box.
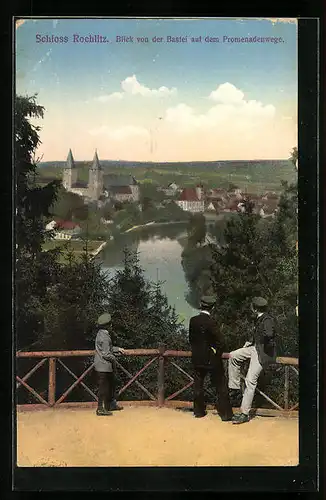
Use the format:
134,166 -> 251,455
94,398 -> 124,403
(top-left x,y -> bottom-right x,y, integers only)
289,147 -> 298,171
50,187 -> 88,221
15,94 -> 61,349
40,248 -> 110,350
104,249 -> 188,400
187,213 -> 207,246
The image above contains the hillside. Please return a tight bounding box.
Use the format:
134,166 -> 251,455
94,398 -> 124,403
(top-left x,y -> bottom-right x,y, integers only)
38,159 -> 297,195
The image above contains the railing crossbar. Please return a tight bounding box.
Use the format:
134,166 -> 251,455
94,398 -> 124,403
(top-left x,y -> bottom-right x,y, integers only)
16,358 -> 47,390
166,381 -> 194,401
240,373 -> 284,411
16,376 -> 49,406
55,363 -> 95,405
115,360 -> 156,401
168,360 -> 215,399
118,356 -> 158,397
57,358 -> 98,402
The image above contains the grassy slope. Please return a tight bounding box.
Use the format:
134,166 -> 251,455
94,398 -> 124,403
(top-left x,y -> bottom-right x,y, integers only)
42,239 -> 104,262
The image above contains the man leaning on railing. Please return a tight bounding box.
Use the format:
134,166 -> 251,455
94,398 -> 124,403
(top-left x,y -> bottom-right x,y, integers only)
228,296 -> 277,425
94,313 -> 126,416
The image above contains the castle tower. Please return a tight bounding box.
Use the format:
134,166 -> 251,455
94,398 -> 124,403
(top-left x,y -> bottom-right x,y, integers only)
88,150 -> 103,200
62,149 -> 77,191
130,176 -> 140,202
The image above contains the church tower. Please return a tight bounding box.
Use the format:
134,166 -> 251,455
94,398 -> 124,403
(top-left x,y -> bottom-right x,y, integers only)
62,149 -> 77,191
88,150 -> 103,200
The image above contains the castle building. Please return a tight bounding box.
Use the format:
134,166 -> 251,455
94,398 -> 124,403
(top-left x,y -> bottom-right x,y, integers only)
103,174 -> 139,203
62,149 -> 139,203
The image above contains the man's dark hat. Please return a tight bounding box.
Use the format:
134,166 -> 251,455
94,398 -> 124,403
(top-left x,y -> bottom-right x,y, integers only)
251,296 -> 268,308
200,295 -> 216,308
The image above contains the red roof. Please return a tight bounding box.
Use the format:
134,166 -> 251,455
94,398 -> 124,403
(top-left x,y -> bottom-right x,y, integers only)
55,220 -> 80,230
226,202 -> 239,211
178,188 -> 200,202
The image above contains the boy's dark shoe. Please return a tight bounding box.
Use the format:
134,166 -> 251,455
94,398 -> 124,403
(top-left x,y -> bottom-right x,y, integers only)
96,407 -> 113,416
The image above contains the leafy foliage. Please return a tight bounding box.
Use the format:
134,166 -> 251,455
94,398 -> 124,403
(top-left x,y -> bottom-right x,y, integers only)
187,213 -> 207,247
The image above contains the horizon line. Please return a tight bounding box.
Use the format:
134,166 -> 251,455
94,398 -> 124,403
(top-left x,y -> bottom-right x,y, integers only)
39,158 -> 291,164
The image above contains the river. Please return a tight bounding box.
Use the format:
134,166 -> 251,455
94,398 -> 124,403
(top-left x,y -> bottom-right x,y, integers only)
99,222 -> 198,327
99,217 -> 229,327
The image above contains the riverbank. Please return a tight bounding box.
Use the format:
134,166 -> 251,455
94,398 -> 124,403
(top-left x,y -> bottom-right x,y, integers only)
124,220 -> 188,233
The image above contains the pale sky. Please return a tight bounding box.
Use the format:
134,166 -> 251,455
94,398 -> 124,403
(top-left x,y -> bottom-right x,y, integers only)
16,18 -> 297,162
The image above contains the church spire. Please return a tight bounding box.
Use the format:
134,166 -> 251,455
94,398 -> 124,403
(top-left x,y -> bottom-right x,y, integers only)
90,149 -> 101,170
66,149 -> 76,169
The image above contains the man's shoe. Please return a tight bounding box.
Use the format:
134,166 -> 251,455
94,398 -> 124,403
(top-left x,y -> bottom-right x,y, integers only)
232,413 -> 250,424
96,407 -> 113,416
194,411 -> 207,418
220,414 -> 234,422
109,404 -> 123,411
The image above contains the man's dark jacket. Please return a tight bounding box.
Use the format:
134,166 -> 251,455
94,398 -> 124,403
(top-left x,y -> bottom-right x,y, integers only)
189,312 -> 225,368
251,312 -> 277,366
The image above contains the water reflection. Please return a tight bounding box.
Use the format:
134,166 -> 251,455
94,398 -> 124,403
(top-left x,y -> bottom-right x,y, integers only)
99,222 -> 197,325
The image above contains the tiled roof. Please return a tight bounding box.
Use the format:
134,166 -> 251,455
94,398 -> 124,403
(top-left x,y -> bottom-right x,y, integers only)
110,186 -> 132,194
55,220 -> 81,230
71,181 -> 88,188
103,174 -> 137,188
178,188 -> 201,202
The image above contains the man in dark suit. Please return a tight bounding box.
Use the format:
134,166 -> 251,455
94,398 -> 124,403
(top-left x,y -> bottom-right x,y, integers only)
228,296 -> 277,424
189,296 -> 233,421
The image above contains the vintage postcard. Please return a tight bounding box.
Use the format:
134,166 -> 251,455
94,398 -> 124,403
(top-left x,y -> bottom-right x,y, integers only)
14,16 -> 306,479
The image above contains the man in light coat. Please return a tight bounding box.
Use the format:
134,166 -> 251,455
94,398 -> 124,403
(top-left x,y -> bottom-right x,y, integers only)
94,313 -> 125,416
228,296 -> 277,424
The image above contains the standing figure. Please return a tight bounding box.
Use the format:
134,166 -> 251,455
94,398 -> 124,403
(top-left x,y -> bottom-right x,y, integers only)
189,296 -> 233,421
94,313 -> 125,416
228,296 -> 277,424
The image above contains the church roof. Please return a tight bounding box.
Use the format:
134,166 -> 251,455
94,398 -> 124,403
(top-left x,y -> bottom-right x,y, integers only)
71,181 -> 88,188
103,174 -> 138,189
66,149 -> 76,169
90,150 -> 102,170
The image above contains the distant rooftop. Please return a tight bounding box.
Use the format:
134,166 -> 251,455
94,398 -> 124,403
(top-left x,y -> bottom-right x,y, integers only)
178,188 -> 202,202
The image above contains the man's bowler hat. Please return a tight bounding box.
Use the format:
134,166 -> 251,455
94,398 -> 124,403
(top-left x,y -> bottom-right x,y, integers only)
200,295 -> 217,308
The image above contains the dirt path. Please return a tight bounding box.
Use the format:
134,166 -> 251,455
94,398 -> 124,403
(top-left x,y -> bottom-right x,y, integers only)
17,406 -> 298,467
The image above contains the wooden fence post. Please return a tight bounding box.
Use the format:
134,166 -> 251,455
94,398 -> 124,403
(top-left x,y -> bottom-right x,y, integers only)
48,357 -> 56,406
157,344 -> 165,407
284,365 -> 289,410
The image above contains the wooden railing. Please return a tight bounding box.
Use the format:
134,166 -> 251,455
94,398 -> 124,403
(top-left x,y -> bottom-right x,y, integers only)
16,348 -> 299,415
